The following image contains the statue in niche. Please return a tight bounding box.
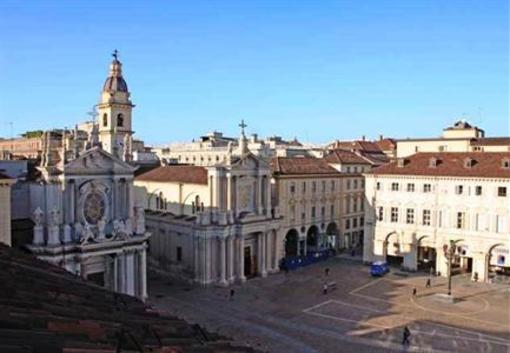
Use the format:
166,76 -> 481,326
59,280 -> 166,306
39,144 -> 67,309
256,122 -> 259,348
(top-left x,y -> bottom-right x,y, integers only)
97,217 -> 106,240
49,208 -> 59,227
33,207 -> 44,226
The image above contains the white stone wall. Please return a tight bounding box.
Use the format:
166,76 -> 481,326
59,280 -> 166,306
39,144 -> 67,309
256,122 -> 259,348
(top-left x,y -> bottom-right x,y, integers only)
364,173 -> 510,282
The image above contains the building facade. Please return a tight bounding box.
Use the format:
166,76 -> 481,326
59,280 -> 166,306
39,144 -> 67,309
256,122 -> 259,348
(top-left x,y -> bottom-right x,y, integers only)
364,152 -> 510,283
7,53 -> 151,300
135,132 -> 282,286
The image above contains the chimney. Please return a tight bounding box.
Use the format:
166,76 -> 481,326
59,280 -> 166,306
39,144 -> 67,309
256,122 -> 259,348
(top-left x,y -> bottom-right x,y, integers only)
397,158 -> 407,168
362,135 -> 366,141
379,134 -> 383,141
429,157 -> 438,168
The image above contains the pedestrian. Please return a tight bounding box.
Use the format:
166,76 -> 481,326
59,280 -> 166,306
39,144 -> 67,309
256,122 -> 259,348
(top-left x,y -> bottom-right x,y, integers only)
402,326 -> 411,346
229,288 -> 235,300
325,267 -> 330,277
425,278 -> 431,288
322,283 -> 328,295
412,287 -> 417,296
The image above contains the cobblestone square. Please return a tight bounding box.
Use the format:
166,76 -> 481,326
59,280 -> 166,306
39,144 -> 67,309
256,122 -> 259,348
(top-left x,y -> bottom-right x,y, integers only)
149,257 -> 510,353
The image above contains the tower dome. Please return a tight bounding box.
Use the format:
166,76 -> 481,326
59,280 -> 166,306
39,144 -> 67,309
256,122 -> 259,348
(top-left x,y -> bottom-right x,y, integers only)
102,50 -> 129,93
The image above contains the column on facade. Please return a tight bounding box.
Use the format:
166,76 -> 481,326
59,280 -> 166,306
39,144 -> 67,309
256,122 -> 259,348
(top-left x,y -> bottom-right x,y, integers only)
113,254 -> 119,292
403,242 -> 418,271
258,232 -> 267,277
435,246 -> 448,277
472,252 -> 489,282
117,255 -> 125,293
265,231 -> 272,272
215,174 -> 222,210
265,175 -> 271,216
257,175 -> 263,214
219,236 -> 228,285
194,236 -> 200,282
139,249 -> 147,300
233,176 -> 239,218
126,252 -> 136,296
227,235 -> 235,282
128,180 -> 135,219
226,174 -> 232,211
272,230 -> 279,272
237,234 -> 246,282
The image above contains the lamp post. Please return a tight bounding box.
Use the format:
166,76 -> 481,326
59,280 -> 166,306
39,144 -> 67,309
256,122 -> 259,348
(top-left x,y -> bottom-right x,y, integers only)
444,239 -> 463,296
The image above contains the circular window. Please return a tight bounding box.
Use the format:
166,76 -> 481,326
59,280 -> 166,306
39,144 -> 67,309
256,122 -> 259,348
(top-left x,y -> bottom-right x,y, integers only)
83,192 -> 106,225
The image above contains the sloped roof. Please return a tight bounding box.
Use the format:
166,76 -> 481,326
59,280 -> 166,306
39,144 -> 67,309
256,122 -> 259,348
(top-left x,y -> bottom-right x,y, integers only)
330,140 -> 383,153
324,150 -> 371,165
374,138 -> 397,151
369,152 -> 510,178
272,157 -> 340,175
470,137 -> 510,146
136,165 -> 208,185
0,244 -> 257,353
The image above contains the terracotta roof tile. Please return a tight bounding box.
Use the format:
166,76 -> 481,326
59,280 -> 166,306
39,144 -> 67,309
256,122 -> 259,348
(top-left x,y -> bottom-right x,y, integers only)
272,157 -> 340,175
369,152 -> 510,178
324,150 -> 371,165
136,165 -> 208,185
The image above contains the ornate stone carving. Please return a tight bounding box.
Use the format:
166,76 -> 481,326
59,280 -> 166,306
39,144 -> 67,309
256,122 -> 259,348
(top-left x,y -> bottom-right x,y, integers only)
135,207 -> 145,235
33,207 -> 44,226
97,217 -> 106,240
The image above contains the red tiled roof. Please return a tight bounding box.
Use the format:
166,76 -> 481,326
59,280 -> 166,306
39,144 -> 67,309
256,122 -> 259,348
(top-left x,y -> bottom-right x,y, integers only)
369,152 -> 510,178
470,137 -> 510,146
136,165 -> 208,185
324,150 -> 371,165
272,157 -> 340,175
0,244 -> 258,353
374,138 -> 396,151
330,140 -> 383,153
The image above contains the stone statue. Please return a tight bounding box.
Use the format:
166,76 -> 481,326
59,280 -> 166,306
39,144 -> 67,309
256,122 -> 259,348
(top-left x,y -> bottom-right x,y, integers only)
74,222 -> 83,242
33,207 -> 44,226
135,207 -> 145,234
88,122 -> 100,148
81,223 -> 95,244
49,207 -> 60,227
97,217 -> 106,240
124,218 -> 133,236
123,134 -> 132,162
113,219 -> 126,239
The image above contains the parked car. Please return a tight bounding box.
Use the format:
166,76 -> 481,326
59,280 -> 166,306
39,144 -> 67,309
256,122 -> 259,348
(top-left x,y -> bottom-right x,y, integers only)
370,261 -> 390,277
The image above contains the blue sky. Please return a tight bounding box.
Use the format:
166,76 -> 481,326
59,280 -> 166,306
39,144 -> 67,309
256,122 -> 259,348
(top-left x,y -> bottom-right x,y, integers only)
0,0 -> 508,145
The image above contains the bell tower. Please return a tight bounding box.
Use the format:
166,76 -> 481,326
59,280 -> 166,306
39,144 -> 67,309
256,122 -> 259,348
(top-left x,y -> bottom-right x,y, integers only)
97,50 -> 134,161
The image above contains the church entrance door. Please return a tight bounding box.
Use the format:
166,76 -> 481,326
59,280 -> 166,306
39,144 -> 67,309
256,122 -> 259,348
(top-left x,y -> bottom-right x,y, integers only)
244,246 -> 254,277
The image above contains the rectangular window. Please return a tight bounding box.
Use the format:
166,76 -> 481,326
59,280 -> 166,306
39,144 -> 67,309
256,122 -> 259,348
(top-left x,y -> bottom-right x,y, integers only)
423,184 -> 431,193
496,215 -> 507,233
391,207 -> 399,222
346,167 -> 351,173
353,198 -> 358,212
322,181 -> 326,192
353,179 -> 358,189
455,185 -> 463,195
312,182 -> 317,193
406,208 -> 415,224
346,198 -> 351,213
391,183 -> 399,191
311,206 -> 316,218
456,212 -> 465,229
475,186 -> 482,196
301,212 -> 306,220
498,187 -> 507,197
290,205 -> 296,222
177,246 -> 182,262
360,198 -> 364,211
331,180 -> 335,191
360,216 -> 365,226
345,219 -> 351,229
376,182 -> 381,190
302,182 -> 306,193
378,207 -> 384,221
361,179 -> 365,188
407,183 -> 415,192
330,204 -> 335,217
422,210 -> 431,226
290,182 -> 296,194
347,179 -> 351,190
353,218 -> 358,228
321,206 -> 325,217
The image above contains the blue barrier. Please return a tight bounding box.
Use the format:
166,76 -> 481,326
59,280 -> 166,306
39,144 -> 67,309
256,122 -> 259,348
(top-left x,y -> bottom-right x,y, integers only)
280,249 -> 334,271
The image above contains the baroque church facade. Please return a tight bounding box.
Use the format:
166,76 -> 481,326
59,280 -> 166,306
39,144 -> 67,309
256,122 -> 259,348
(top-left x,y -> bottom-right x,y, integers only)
25,53 -> 150,300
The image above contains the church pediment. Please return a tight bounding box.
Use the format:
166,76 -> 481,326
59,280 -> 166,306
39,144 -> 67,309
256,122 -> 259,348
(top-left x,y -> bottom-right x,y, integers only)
230,152 -> 268,171
64,147 -> 136,175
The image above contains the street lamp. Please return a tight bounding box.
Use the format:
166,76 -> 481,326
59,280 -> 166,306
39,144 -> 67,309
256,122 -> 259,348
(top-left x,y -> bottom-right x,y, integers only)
443,239 -> 463,296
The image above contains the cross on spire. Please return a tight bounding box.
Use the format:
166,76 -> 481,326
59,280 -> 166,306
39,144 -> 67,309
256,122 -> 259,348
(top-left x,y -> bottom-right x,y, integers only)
239,119 -> 247,135
112,49 -> 119,61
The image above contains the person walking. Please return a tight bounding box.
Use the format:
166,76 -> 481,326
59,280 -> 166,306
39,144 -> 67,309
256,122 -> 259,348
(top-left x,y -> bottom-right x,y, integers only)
325,267 -> 330,277
425,278 -> 431,288
412,287 -> 417,296
322,283 -> 328,295
402,326 -> 411,346
229,288 -> 235,300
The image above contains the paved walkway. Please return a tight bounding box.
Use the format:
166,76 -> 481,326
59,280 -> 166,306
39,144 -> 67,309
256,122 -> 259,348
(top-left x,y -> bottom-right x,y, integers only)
148,258 -> 510,353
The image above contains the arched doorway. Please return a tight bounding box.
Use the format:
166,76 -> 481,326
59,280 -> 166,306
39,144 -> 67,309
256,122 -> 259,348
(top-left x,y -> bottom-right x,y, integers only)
417,236 -> 437,272
306,225 -> 319,253
488,244 -> 509,283
325,222 -> 338,250
384,232 -> 403,267
285,229 -> 299,257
